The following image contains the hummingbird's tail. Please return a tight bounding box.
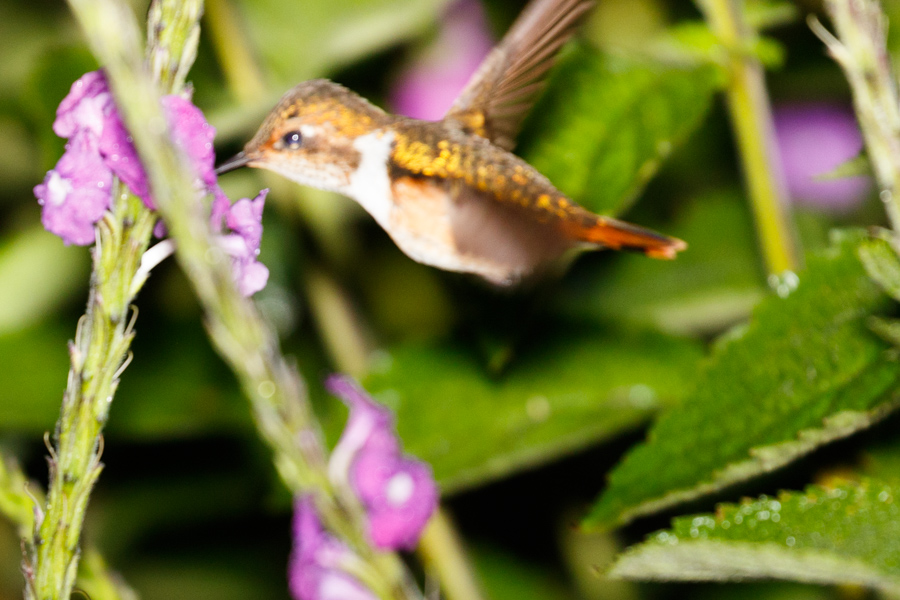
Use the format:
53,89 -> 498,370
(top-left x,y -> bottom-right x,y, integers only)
560,215 -> 687,259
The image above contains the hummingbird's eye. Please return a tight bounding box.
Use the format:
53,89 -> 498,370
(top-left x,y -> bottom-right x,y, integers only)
280,131 -> 303,150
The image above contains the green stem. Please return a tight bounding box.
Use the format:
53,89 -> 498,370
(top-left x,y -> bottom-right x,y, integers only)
814,0 -> 900,233
698,0 -> 799,276
28,194 -> 154,600
418,508 -> 487,600
2,449 -> 132,600
63,0 -> 422,598
305,265 -> 374,377
26,2 -> 202,599
303,264 -> 486,600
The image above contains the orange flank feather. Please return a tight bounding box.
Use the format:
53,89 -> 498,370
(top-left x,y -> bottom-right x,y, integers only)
559,214 -> 687,259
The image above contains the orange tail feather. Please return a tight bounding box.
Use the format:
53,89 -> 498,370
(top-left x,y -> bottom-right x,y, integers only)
561,215 -> 687,259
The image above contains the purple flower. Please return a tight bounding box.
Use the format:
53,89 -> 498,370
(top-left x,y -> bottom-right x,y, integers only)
34,132 -> 113,245
774,103 -> 872,213
37,70 -> 271,296
326,375 -> 438,550
289,497 -> 377,600
41,70 -> 235,228
390,0 -> 493,120
98,108 -> 151,205
52,70 -> 149,206
163,95 -> 219,191
53,70 -> 112,139
215,189 -> 270,297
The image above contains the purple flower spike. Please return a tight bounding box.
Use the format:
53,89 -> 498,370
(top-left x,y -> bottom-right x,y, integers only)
39,70 -> 271,291
49,70 -> 229,214
34,133 -> 113,245
326,375 -> 438,550
53,69 -> 153,206
218,189 -> 270,296
289,497 -> 377,600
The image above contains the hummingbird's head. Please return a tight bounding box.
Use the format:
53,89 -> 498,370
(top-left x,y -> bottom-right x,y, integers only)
217,79 -> 393,193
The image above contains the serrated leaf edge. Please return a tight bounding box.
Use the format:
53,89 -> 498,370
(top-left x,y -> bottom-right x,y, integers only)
610,539 -> 900,593
587,396 -> 900,529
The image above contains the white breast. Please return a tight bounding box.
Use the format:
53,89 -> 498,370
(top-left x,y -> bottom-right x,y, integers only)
345,130 -> 395,228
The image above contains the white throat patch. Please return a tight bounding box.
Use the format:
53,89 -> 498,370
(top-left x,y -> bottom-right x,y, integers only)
346,130 -> 395,228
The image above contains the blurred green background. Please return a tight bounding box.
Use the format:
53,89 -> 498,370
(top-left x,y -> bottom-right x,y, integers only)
1,0 -> 897,598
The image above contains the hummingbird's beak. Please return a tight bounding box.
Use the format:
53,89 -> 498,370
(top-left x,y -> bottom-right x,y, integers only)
215,151 -> 251,175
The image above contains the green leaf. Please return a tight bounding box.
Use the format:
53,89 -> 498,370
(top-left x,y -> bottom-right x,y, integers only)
868,316 -> 900,347
0,226 -> 88,335
584,229 -> 900,529
557,191 -> 766,335
862,441 -> 900,485
362,325 -> 703,493
518,45 -> 723,216
651,21 -> 785,68
859,235 -> 900,302
610,478 -> 900,594
814,151 -> 871,182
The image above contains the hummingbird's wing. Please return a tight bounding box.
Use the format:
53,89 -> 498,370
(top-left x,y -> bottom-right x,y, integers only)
444,0 -> 594,150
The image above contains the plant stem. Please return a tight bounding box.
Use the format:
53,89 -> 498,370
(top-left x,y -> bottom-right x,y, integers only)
814,0 -> 900,232
305,265 -> 374,377
28,190 -> 154,600
418,508 -> 487,600
63,0 -> 423,598
303,264 -> 486,600
697,0 -> 799,276
25,2 -> 202,599
3,450 -> 133,600
204,0 -> 266,105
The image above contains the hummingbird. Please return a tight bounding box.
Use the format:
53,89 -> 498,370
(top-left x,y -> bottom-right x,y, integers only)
216,0 -> 686,286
